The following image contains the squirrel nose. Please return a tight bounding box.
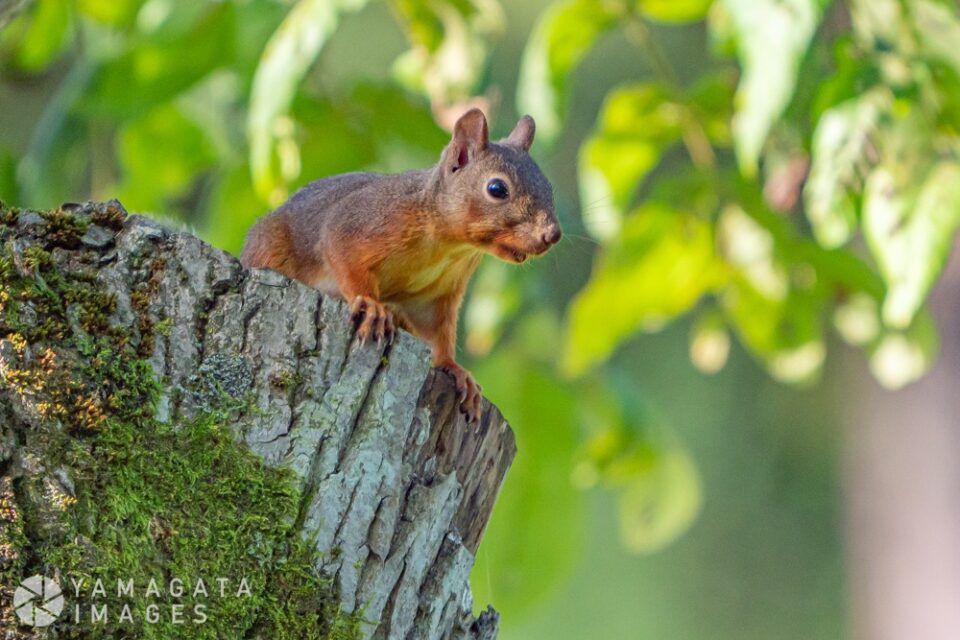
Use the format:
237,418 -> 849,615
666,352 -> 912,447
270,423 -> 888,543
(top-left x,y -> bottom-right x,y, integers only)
542,225 -> 562,246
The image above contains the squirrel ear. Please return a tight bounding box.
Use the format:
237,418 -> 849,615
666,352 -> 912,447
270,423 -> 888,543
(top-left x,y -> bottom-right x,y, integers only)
447,109 -> 489,172
504,115 -> 535,152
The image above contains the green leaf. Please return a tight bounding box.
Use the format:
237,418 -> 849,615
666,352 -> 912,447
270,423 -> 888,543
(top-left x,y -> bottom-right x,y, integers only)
912,0 -> 960,77
564,205 -> 721,376
578,83 -> 684,241
804,89 -> 889,248
84,2 -> 236,119
833,293 -> 881,347
717,205 -> 826,384
517,0 -> 624,143
868,309 -> 939,390
292,97 -> 374,185
638,0 -> 712,23
716,0 -> 827,175
12,0 -> 72,72
115,102 -> 217,215
247,0 -> 370,204
689,310 -> 730,374
344,83 -> 449,170
864,161 -> 960,329
470,348 -> 583,619
572,381 -> 702,554
203,164 -> 264,256
76,0 -> 143,27
618,447 -> 701,554
464,261 -> 522,356
0,148 -> 17,203
688,71 -> 736,146
723,274 -> 826,384
390,0 -> 502,106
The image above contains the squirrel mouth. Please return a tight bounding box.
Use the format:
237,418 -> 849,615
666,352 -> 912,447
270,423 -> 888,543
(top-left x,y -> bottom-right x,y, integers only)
508,248 -> 527,263
493,244 -> 527,263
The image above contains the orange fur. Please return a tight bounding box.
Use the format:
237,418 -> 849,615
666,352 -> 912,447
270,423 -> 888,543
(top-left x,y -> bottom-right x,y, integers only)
240,109 -> 560,423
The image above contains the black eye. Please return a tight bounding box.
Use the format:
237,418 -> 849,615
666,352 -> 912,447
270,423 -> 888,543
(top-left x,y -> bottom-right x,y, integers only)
486,178 -> 509,200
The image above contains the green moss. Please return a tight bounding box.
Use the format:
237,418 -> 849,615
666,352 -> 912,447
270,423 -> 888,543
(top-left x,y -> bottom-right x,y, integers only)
89,202 -> 126,231
154,317 -> 173,337
270,370 -> 302,390
40,207 -> 90,248
0,478 -> 30,610
0,204 -> 18,226
0,207 -> 362,639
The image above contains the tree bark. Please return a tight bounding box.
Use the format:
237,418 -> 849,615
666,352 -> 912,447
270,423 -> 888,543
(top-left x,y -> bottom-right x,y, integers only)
0,201 -> 514,639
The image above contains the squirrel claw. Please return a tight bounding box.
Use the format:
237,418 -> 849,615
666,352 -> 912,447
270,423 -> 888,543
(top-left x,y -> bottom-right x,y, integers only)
437,361 -> 482,425
352,295 -> 394,347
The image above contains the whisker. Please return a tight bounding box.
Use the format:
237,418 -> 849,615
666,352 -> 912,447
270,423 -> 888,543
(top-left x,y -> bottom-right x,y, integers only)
578,193 -> 615,210
561,232 -> 600,245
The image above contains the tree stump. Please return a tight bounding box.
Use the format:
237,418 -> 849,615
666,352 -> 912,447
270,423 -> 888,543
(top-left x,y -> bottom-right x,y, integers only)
0,201 -> 514,639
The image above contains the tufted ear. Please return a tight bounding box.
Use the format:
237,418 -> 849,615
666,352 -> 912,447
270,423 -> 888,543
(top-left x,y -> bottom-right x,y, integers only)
503,115 -> 535,152
445,108 -> 489,173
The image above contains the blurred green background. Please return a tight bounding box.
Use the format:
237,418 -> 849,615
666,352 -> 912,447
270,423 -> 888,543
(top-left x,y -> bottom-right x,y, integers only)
4,0 -> 960,638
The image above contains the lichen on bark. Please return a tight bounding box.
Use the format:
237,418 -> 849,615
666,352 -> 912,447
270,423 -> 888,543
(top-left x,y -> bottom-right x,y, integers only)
0,201 -> 512,640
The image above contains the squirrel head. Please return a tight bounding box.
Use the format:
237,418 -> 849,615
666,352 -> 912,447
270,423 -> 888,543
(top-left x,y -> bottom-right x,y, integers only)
435,109 -> 561,263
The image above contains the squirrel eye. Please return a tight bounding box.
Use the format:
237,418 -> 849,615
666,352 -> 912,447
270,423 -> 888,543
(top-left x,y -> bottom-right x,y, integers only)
486,178 -> 509,200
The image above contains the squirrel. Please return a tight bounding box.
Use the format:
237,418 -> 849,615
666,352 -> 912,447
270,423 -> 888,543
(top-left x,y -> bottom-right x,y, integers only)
240,109 -> 561,423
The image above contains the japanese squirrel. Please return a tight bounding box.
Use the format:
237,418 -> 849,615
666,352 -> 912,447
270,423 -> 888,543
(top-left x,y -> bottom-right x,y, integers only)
240,109 -> 560,422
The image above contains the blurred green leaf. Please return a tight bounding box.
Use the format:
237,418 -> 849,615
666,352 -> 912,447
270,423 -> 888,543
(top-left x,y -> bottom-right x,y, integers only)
804,89 -> 889,248
12,0 -> 71,71
868,308 -> 939,390
689,310 -> 730,374
294,83 -> 446,181
0,148 -> 17,203
717,0 -> 827,175
688,71 -> 736,146
864,161 -> 960,329
564,205 -> 721,376
464,260 -> 522,356
390,0 -> 447,52
638,0 -> 712,24
203,163 -> 263,256
618,447 -> 701,554
390,0 -> 502,106
345,83 -> 448,170
912,0 -> 960,77
517,0 -> 624,142
470,347 -> 583,619
76,0 -> 143,27
115,102 -> 217,214
84,2 -> 235,119
717,205 -> 826,384
578,83 -> 684,241
292,97 -> 374,186
247,0 -> 369,204
572,380 -> 701,554
833,293 -> 881,347
811,38 -> 880,122
723,273 -> 826,384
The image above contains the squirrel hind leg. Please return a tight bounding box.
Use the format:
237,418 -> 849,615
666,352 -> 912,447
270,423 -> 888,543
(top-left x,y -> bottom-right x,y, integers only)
240,216 -> 287,270
240,216 -> 329,288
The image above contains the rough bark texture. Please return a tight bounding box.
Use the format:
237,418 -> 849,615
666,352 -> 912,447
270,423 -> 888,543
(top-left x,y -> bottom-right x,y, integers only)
0,201 -> 514,639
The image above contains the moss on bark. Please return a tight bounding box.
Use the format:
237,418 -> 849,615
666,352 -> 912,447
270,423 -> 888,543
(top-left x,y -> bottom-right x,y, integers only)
0,202 -> 362,639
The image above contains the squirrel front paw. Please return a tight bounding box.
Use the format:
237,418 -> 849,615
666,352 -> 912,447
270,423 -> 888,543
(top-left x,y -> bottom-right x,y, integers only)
437,361 -> 482,424
351,295 -> 395,345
